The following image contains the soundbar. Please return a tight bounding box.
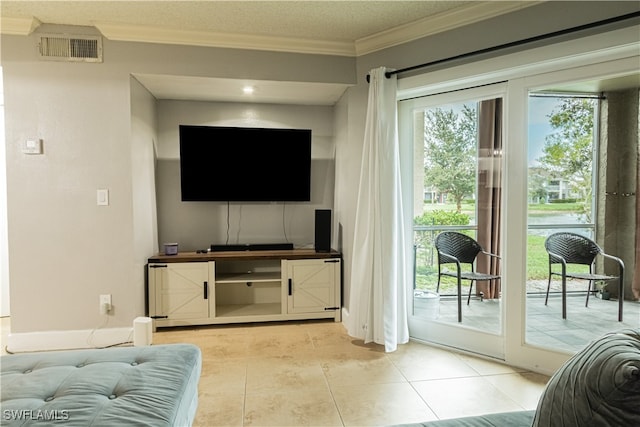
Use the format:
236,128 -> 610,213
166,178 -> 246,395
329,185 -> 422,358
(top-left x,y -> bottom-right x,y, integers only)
210,243 -> 294,252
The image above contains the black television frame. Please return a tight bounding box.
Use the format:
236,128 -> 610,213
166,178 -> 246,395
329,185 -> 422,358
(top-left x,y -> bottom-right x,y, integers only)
178,125 -> 312,202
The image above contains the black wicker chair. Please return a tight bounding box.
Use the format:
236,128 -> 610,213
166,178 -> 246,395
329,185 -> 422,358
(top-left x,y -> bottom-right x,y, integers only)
434,231 -> 501,322
544,232 -> 624,321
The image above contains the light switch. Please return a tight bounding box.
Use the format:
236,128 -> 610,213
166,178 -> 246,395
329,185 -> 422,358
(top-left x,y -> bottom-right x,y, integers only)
97,189 -> 109,206
22,139 -> 43,154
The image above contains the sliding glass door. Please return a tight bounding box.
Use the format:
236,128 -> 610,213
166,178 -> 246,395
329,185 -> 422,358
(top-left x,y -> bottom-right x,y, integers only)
400,84 -> 506,359
397,26 -> 639,372
524,88 -> 640,353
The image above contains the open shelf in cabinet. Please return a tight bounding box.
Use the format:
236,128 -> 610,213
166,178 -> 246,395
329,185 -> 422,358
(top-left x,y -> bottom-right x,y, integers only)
214,278 -> 283,318
215,259 -> 281,281
216,271 -> 281,283
215,302 -> 282,317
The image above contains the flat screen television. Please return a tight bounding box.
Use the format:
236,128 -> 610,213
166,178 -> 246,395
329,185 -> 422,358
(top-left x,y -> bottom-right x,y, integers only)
179,125 -> 312,202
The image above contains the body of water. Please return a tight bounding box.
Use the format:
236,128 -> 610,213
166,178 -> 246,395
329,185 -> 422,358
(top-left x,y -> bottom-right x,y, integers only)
527,212 -> 593,237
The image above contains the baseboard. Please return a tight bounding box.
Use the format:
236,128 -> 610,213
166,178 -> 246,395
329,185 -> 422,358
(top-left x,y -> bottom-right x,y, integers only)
6,327 -> 134,353
341,307 -> 350,329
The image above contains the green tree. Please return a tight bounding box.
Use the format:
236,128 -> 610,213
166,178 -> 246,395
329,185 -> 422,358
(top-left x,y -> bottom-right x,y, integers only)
423,105 -> 477,212
537,98 -> 596,220
528,166 -> 549,204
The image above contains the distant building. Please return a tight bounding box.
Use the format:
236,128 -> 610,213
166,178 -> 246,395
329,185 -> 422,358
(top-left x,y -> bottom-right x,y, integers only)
528,166 -> 580,203
424,187 -> 445,203
546,179 -> 572,201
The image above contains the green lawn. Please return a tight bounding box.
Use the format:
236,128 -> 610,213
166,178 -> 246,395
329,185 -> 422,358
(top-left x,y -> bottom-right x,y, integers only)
526,234 -> 548,279
414,201 -> 589,293
415,234 -> 549,291
528,202 -> 585,212
422,201 -> 584,214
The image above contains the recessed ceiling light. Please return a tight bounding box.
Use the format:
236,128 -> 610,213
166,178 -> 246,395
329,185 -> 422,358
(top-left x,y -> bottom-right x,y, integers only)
243,86 -> 254,95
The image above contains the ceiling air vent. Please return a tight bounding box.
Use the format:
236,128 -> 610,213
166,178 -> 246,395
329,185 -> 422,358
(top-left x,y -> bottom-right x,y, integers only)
38,34 -> 103,62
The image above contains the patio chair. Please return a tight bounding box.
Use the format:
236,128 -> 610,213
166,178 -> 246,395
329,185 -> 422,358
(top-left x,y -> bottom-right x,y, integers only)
434,231 -> 501,322
544,232 -> 624,321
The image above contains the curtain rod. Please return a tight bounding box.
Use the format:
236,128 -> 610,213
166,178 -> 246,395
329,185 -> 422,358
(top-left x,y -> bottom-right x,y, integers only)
367,11 -> 640,82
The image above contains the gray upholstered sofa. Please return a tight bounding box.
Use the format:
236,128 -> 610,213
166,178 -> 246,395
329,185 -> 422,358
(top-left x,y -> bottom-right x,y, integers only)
394,328 -> 640,427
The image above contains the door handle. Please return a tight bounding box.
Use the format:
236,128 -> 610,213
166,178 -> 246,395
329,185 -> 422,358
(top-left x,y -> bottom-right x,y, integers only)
204,281 -> 208,299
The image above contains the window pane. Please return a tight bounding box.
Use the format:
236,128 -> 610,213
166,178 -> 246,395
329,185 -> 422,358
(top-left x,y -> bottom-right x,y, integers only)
413,98 -> 503,333
526,94 -> 601,352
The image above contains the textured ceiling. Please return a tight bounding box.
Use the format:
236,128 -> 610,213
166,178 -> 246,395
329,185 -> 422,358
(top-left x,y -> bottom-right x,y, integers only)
4,1 -> 506,104
1,1 -> 475,42
26,1 -> 635,106
2,2 -> 636,104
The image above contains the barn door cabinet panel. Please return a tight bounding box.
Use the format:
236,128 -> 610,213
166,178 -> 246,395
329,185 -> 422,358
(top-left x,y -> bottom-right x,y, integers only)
285,258 -> 341,321
148,261 -> 214,327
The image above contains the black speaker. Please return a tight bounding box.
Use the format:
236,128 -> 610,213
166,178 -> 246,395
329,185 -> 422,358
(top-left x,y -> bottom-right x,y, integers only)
314,209 -> 332,252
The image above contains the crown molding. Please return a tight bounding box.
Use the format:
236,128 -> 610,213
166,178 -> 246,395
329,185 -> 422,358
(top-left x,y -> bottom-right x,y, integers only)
355,1 -> 542,56
94,21 -> 356,56
0,16 -> 41,35
1,2 -> 540,57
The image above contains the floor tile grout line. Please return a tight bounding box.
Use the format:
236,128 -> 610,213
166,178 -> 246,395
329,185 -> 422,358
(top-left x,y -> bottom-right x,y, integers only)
241,354 -> 248,427
322,359 -> 348,427
406,379 -> 442,421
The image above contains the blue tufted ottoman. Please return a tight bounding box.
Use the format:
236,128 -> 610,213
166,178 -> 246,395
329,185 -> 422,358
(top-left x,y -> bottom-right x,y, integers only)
1,344 -> 201,426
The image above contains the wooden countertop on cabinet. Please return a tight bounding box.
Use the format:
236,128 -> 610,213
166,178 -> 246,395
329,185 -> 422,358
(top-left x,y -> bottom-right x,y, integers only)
148,248 -> 341,263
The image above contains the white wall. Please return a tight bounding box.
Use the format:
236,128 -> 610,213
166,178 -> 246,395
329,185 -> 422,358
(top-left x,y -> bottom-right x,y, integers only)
332,83 -> 366,315
3,30 -> 138,332
0,66 -> 9,317
130,77 -> 159,308
1,25 -> 354,334
1,1 -> 636,334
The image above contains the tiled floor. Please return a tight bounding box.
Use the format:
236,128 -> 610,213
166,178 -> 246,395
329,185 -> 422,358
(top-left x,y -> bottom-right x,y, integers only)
0,318 -> 548,427
0,316 -> 548,426
526,293 -> 640,352
3,295 -> 637,426
427,291 -> 640,353
3,289 -> 636,426
149,319 -> 547,426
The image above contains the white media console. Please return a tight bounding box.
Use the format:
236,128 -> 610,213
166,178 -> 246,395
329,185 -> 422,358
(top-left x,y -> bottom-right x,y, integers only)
147,249 -> 341,328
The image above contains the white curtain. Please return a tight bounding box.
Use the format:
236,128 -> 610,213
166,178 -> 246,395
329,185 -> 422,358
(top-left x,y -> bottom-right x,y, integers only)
347,67 -> 409,352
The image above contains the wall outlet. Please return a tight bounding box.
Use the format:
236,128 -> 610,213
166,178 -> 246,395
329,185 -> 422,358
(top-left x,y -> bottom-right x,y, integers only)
100,294 -> 112,315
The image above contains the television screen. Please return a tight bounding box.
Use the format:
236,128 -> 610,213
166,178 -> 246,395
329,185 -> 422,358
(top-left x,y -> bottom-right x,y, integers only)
179,125 -> 312,202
